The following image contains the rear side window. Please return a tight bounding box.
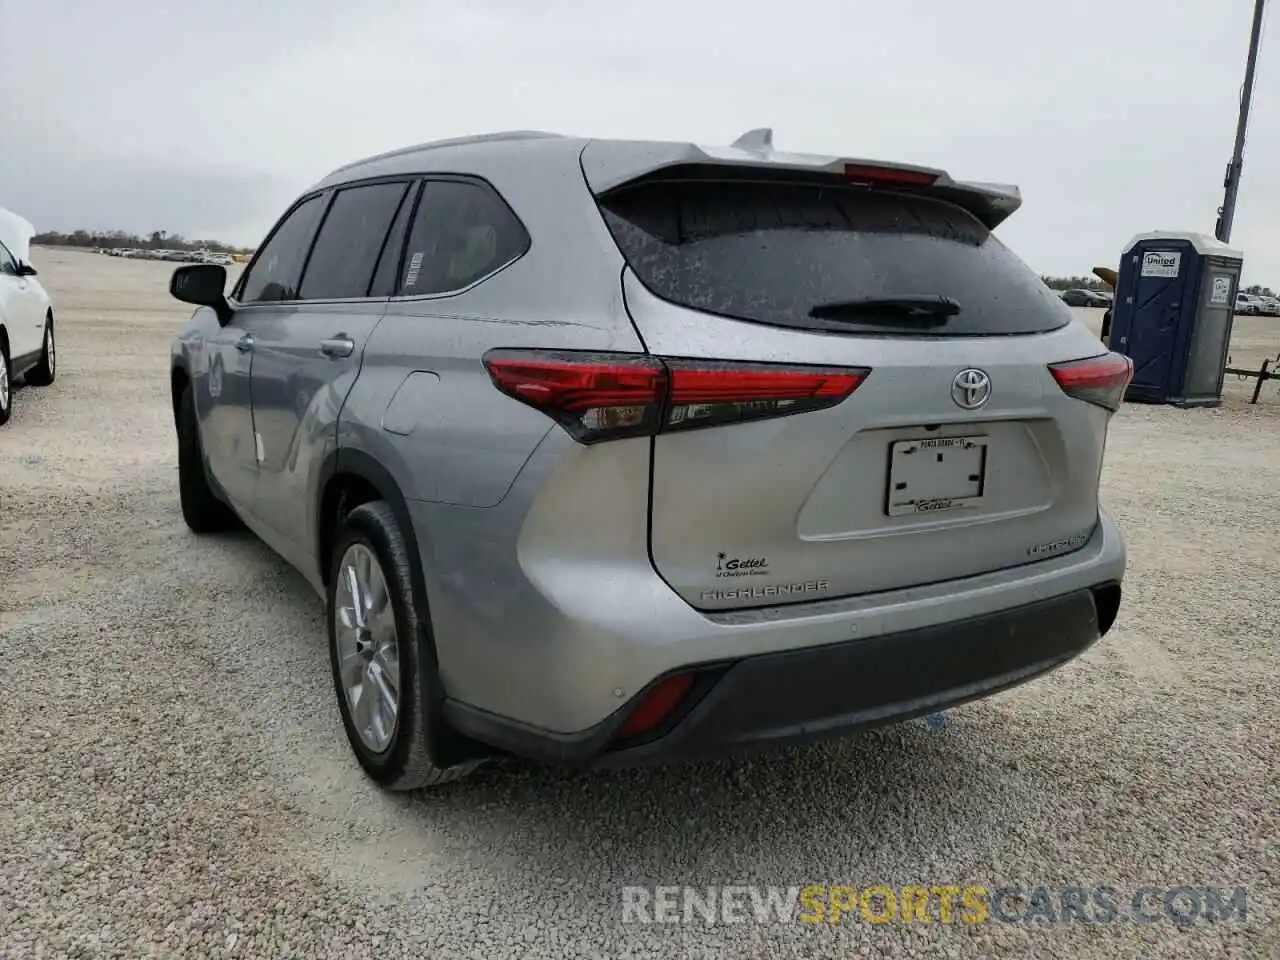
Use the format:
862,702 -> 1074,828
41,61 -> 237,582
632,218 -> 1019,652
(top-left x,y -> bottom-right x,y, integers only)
397,180 -> 529,296
598,180 -> 1068,336
299,181 -> 410,300
238,195 -> 324,303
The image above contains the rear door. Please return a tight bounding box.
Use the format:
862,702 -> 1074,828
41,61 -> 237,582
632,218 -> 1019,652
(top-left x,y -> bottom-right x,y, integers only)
596,175 -> 1114,610
247,178 -> 415,566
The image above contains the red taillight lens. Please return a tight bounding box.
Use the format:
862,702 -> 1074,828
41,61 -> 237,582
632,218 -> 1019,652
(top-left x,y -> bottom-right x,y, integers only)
483,351 -> 666,443
616,673 -> 696,740
1048,352 -> 1134,412
843,163 -> 939,187
483,350 -> 870,443
666,361 -> 868,432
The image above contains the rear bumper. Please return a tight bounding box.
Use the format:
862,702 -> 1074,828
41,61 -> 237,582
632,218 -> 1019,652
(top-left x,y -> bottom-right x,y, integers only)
444,581 -> 1121,768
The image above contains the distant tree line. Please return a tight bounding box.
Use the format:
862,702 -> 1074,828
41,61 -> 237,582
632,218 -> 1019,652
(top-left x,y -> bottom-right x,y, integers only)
32,229 -> 253,255
1042,276 -> 1109,292
1242,283 -> 1276,297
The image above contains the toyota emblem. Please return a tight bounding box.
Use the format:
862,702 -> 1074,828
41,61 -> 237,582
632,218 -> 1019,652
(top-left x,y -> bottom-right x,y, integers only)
951,369 -> 992,409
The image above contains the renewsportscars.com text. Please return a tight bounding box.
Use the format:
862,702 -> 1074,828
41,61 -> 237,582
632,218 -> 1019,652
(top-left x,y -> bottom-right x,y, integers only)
621,884 -> 1248,927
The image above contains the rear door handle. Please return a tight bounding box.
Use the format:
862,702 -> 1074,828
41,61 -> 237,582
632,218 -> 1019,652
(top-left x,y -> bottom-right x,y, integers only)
320,336 -> 355,359
235,333 -> 256,353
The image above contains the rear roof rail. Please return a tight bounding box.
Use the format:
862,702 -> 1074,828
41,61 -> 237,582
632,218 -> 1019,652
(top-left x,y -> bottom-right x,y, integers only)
326,130 -> 566,177
582,132 -> 1023,230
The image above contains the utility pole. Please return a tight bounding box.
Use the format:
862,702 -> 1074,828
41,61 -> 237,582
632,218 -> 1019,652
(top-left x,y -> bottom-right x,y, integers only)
1216,0 -> 1268,243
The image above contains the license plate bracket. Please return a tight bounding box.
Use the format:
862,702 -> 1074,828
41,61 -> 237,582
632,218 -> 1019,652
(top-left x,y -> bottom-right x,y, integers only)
886,436 -> 988,516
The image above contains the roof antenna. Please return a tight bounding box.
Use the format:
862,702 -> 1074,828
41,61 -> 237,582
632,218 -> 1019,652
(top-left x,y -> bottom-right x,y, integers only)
731,127 -> 774,152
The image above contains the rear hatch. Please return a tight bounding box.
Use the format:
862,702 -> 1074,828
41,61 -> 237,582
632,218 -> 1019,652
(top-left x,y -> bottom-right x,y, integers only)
584,146 -> 1127,611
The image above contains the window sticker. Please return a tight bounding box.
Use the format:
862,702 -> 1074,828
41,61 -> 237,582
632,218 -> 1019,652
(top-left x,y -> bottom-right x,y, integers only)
404,251 -> 424,289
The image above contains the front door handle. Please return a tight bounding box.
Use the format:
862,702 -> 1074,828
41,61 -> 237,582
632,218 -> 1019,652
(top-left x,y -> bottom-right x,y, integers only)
320,336 -> 355,359
235,333 -> 256,353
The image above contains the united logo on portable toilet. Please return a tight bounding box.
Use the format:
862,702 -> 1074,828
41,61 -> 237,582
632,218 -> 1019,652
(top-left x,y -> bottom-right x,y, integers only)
1140,251 -> 1181,278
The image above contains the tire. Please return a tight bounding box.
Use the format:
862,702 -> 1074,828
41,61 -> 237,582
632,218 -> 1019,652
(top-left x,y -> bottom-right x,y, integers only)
0,339 -> 11,426
25,314 -> 55,387
176,382 -> 238,533
327,501 -> 478,791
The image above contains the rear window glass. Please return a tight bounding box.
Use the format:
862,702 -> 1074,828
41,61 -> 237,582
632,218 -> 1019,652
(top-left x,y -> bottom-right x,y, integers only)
598,180 -> 1069,336
397,180 -> 529,296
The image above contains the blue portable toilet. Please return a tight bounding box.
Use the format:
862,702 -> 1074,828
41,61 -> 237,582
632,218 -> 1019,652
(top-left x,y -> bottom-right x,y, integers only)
1109,231 -> 1243,407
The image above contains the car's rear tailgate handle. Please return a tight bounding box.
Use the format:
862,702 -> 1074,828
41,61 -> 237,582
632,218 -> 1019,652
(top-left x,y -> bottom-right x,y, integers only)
320,336 -> 355,359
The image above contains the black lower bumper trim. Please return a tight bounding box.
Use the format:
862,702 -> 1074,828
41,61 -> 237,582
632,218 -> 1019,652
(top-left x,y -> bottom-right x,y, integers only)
443,583 -> 1118,768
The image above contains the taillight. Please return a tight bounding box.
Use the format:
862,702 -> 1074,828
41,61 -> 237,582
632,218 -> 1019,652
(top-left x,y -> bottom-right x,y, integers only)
1048,352 -> 1134,412
483,350 -> 870,443
482,351 -> 666,443
665,361 -> 867,431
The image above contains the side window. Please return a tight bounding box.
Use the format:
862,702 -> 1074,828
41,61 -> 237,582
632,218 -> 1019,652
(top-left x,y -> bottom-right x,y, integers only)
368,182 -> 420,298
237,195 -> 324,303
0,240 -> 16,275
397,180 -> 529,296
298,181 -> 409,300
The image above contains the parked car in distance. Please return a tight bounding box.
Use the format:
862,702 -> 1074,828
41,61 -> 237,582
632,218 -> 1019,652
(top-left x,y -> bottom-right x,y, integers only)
1234,292 -> 1279,316
1059,288 -> 1109,307
0,208 -> 57,426
1251,295 -> 1280,317
168,129 -> 1130,790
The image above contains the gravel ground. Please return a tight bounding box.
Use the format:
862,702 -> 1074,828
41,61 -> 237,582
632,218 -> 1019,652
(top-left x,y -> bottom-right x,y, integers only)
1,248 -> 1277,959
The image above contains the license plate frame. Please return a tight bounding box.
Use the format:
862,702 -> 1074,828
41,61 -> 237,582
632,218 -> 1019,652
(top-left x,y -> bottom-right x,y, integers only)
885,435 -> 989,517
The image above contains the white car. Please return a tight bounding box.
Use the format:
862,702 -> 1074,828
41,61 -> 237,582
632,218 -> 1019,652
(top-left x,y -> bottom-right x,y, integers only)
1234,292 -> 1277,316
0,208 -> 56,426
1254,296 -> 1280,318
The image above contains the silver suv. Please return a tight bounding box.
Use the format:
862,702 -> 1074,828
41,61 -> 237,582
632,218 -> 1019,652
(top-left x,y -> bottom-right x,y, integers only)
169,129 -> 1131,790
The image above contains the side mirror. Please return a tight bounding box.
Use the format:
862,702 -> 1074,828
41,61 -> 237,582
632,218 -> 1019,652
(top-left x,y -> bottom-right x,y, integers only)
15,261 -> 37,277
170,264 -> 233,325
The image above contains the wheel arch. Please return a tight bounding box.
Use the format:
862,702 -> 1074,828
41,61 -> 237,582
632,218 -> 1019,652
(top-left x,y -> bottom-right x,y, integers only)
316,449 -> 422,590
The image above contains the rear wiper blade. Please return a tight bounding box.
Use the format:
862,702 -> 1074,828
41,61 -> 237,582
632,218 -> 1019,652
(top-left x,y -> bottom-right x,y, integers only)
809,295 -> 961,326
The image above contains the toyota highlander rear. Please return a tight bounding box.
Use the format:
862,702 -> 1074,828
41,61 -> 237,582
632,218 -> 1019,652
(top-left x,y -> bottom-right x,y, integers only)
445,135 -> 1129,765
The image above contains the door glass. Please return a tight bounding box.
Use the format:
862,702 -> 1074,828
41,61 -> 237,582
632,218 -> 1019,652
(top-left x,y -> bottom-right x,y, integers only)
397,180 -> 529,296
238,195 -> 324,303
0,240 -> 16,275
299,181 -> 409,300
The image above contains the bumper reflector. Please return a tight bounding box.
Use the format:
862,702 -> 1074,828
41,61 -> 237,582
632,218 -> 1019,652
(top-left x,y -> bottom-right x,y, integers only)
616,673 -> 696,740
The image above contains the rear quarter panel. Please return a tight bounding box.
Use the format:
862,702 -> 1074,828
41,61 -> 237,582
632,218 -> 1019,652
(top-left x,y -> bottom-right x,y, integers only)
336,145 -> 647,508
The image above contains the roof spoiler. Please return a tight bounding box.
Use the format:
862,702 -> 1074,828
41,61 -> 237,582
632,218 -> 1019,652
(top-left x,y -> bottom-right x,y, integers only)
582,130 -> 1023,230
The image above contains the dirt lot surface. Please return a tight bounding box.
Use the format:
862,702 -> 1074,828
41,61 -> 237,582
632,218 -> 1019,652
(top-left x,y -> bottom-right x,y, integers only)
2,248 -> 1278,959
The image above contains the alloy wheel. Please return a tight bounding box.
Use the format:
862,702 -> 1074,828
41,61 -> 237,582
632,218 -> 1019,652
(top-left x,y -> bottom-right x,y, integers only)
333,543 -> 401,753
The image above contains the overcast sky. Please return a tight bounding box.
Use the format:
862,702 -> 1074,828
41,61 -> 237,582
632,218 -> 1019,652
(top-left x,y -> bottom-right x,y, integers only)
2,0 -> 1277,281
